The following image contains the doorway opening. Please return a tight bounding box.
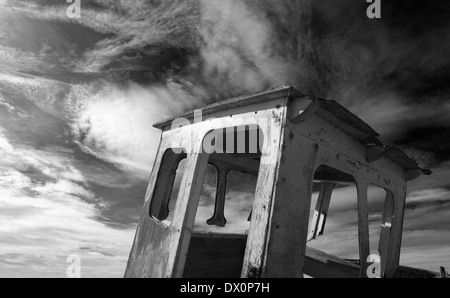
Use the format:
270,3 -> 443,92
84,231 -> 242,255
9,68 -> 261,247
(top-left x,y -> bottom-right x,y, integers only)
182,125 -> 263,278
304,165 -> 360,278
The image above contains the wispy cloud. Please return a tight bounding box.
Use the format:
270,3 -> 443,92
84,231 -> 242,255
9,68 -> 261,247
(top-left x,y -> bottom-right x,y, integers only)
67,82 -> 197,169
0,73 -> 70,115
1,0 -> 449,278
0,46 -> 51,73
0,129 -> 136,277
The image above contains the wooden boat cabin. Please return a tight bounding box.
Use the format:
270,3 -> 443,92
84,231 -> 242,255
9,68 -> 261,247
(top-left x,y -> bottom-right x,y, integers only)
125,86 -> 434,278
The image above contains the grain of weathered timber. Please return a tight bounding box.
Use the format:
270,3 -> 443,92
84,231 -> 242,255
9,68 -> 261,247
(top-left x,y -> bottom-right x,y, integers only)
154,85 -> 304,130
385,187 -> 407,278
207,168 -> 228,227
240,104 -> 288,278
440,267 -> 447,278
126,85 -> 430,279
395,265 -> 439,278
183,233 -> 247,278
379,190 -> 394,276
308,183 -> 335,241
125,142 -> 172,278
291,97 -> 380,143
261,130 -> 318,277
209,153 -> 259,176
356,181 -> 370,278
170,152 -> 209,277
303,247 -> 360,278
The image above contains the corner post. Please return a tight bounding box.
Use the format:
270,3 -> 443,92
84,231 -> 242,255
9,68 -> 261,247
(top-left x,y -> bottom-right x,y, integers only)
356,180 -> 370,278
384,185 -> 407,278
167,151 -> 209,278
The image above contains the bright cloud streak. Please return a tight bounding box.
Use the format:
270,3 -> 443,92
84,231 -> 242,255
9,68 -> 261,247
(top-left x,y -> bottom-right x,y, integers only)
0,0 -> 449,278
0,129 -> 136,278
68,83 -> 192,169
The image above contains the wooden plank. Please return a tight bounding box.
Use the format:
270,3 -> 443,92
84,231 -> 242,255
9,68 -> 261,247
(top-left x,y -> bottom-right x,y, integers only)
154,85 -> 303,129
183,233 -> 247,278
125,143 -> 173,278
241,105 -> 287,278
366,144 -> 386,163
384,187 -> 407,278
290,97 -> 380,142
441,267 -> 447,278
379,190 -> 394,276
207,168 -> 228,227
303,247 -> 360,278
395,265 -> 438,278
356,181 -> 370,278
209,153 -> 260,176
314,172 -> 355,184
261,132 -> 318,278
128,85 -> 422,279
308,183 -> 335,241
288,114 -> 408,185
124,219 -> 172,278
291,97 -> 320,124
167,152 -> 210,278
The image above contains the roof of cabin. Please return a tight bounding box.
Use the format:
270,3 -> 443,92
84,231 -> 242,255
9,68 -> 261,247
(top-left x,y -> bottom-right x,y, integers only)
154,85 -> 301,129
153,85 -> 431,180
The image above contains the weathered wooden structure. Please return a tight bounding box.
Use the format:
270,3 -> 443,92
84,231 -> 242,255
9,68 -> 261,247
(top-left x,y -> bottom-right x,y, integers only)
125,86 -> 432,278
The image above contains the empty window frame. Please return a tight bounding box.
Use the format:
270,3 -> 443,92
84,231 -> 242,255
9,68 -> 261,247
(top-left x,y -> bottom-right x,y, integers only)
367,184 -> 394,275
149,149 -> 186,226
193,164 -> 219,231
308,165 -> 359,260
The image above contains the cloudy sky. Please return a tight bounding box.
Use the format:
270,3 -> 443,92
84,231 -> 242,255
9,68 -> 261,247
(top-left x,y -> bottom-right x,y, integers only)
0,0 -> 449,277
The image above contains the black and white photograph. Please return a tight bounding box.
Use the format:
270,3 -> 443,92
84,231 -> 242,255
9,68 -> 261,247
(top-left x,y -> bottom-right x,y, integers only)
0,0 -> 449,282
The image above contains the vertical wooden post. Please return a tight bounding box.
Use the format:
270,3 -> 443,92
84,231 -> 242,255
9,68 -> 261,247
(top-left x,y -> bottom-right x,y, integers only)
379,190 -> 394,276
207,167 -> 228,227
440,267 -> 447,278
384,186 -> 406,278
241,151 -> 282,278
166,151 -> 209,278
247,134 -> 318,278
308,183 -> 335,241
356,181 -> 370,278
241,109 -> 286,278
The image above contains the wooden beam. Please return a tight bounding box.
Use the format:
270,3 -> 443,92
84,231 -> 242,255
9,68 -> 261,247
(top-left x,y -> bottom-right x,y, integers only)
356,181 -> 370,278
154,85 -> 302,130
313,172 -> 355,184
441,267 -> 447,279
395,265 -> 439,278
241,109 -> 287,278
314,165 -> 355,184
207,168 -> 228,227
303,247 -> 360,278
366,145 -> 386,163
258,134 -> 317,278
384,187 -> 407,278
209,154 -> 260,176
169,152 -> 210,278
308,183 -> 335,241
379,190 -> 394,276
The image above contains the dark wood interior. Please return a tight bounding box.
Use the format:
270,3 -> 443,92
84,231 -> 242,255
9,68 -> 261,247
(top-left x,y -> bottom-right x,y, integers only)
182,232 -> 438,278
182,232 -> 365,278
183,233 -> 247,278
